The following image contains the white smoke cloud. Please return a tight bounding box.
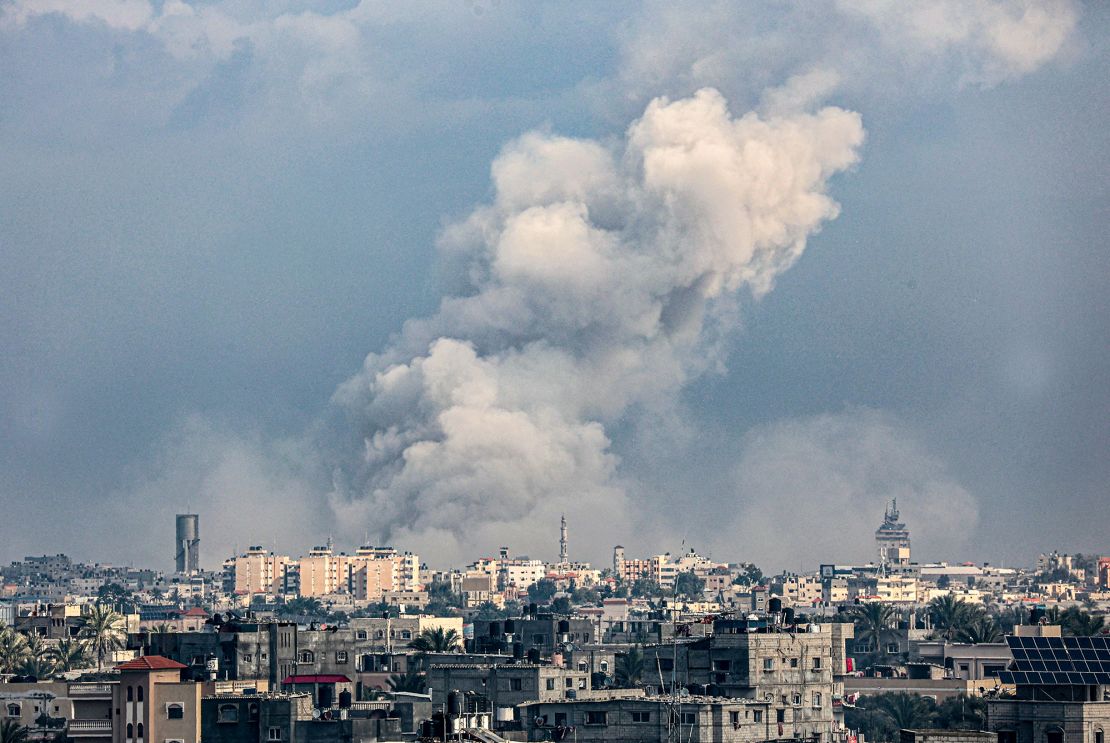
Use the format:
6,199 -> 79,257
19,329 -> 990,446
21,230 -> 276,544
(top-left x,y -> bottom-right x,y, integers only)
325,89 -> 864,562
729,409 -> 980,571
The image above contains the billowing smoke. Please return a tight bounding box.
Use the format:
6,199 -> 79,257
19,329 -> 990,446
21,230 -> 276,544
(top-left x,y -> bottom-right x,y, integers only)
324,89 -> 864,563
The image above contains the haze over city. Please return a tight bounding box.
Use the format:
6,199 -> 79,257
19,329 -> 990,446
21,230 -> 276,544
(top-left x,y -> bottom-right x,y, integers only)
1,1 -> 1108,573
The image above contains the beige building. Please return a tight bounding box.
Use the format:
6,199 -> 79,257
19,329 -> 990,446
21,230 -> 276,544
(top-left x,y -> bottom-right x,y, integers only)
232,547 -> 293,597
112,656 -> 201,743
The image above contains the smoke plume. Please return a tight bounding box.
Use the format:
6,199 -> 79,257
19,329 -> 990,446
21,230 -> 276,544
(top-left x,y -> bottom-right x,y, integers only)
323,89 -> 864,562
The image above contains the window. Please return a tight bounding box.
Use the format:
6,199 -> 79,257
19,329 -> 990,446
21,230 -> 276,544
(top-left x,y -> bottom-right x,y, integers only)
659,658 -> 674,671
127,724 -> 134,739
812,657 -> 821,670
298,651 -> 314,663
356,631 -> 367,640
137,723 -> 144,739
335,651 -> 348,664
812,693 -> 822,708
730,711 -> 740,727
763,658 -> 774,671
578,662 -> 587,671
792,694 -> 802,706
400,630 -> 412,640
713,659 -> 731,671
776,710 -> 785,724
681,713 -> 696,725
1093,730 -> 1102,743
790,658 -> 799,668
166,704 -> 184,720
248,704 -> 259,722
886,643 -> 899,654
546,679 -> 556,691
218,704 -> 239,723
565,678 -> 573,688
600,661 -> 609,673
137,687 -> 144,702
127,687 -> 134,702
268,727 -> 282,741
511,678 -> 522,691
578,678 -> 586,690
584,711 -> 607,726
631,712 -> 651,723
6,704 -> 20,718
243,654 -> 252,663
753,710 -> 763,723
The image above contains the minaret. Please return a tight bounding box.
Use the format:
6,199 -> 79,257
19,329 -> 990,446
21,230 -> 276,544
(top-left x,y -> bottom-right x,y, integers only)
559,514 -> 569,564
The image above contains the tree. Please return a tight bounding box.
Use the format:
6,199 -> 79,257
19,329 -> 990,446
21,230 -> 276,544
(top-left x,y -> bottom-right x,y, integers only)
527,579 -> 557,605
933,694 -> 986,730
80,605 -> 125,671
957,616 -> 1003,644
386,670 -> 426,693
674,571 -> 705,600
18,655 -> 55,678
151,623 -> 175,636
49,639 -> 91,672
869,692 -> 936,737
927,595 -> 979,641
1058,607 -> 1105,637
472,602 -> 508,621
630,578 -> 663,598
550,597 -> 572,615
847,603 -> 897,663
571,587 -> 601,606
614,648 -> 644,688
732,563 -> 763,586
0,626 -> 29,673
96,583 -> 136,613
408,627 -> 461,654
277,597 -> 325,618
0,720 -> 30,743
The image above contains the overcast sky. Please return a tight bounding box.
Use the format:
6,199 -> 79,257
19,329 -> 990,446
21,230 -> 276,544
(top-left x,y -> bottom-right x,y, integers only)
1,1 -> 1106,573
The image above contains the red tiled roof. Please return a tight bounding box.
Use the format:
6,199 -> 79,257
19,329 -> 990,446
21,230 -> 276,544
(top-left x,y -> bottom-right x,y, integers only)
183,607 -> 209,616
282,675 -> 351,685
116,656 -> 188,671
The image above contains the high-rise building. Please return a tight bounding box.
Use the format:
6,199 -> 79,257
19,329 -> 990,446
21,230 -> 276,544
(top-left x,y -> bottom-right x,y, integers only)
559,514 -> 568,564
875,499 -> 910,568
175,514 -> 200,575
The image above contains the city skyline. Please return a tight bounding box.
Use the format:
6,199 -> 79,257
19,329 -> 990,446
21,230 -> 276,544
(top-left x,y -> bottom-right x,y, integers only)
1,2 -> 1108,571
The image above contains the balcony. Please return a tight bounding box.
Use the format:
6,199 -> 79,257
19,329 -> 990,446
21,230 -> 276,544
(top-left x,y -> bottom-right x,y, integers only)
68,720 -> 113,736
68,684 -> 114,698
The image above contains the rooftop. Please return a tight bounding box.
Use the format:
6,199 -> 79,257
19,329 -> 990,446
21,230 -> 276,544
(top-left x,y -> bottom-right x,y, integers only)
116,656 -> 187,671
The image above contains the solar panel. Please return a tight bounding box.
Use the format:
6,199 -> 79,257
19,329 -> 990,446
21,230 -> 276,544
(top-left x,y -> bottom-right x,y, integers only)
1003,636 -> 1110,685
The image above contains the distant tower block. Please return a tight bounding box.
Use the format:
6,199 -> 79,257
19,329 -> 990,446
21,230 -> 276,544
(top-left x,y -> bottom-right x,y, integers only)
176,514 -> 200,575
875,499 -> 910,569
559,514 -> 569,564
613,545 -> 625,576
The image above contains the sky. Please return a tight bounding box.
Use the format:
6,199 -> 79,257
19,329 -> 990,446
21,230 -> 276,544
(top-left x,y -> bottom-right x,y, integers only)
1,0 -> 1106,573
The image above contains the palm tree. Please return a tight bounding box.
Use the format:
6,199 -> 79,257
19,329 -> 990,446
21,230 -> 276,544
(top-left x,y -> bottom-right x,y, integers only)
18,655 -> 55,679
847,603 -> 898,663
80,606 -> 124,671
408,627 -> 461,654
957,616 -> 1003,644
928,595 -> 978,641
0,626 -> 29,674
151,623 -> 175,636
875,691 -> 936,730
615,647 -> 644,687
0,720 -> 30,743
386,670 -> 426,693
1060,608 -> 1105,637
50,639 -> 91,672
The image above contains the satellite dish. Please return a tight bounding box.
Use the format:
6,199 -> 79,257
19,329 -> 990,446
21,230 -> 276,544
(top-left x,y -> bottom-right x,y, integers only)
312,709 -> 321,719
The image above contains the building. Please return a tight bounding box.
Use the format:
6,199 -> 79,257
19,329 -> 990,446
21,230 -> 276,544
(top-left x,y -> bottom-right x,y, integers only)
519,694 -> 820,743
427,663 -> 592,730
175,515 -> 200,576
876,500 -> 911,568
112,656 -> 201,743
472,616 -> 595,657
144,620 -> 298,687
0,679 -> 116,743
231,547 -> 294,598
641,619 -> 852,742
986,635 -> 1110,743
199,691 -> 404,743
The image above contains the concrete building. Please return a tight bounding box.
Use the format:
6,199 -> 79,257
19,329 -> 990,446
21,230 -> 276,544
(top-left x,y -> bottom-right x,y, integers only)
640,619 -> 852,743
987,635 -> 1110,743
112,656 -> 201,743
0,679 -> 116,743
472,616 -> 595,657
876,500 -> 911,569
144,620 -> 298,687
427,663 -> 592,730
175,515 -> 200,576
519,693 -> 822,743
232,547 -> 294,598
200,691 -> 404,743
